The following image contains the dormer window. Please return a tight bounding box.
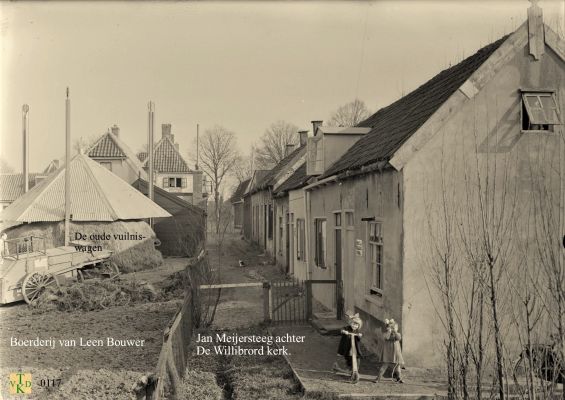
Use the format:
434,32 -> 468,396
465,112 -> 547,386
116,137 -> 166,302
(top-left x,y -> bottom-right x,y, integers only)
521,91 -> 561,132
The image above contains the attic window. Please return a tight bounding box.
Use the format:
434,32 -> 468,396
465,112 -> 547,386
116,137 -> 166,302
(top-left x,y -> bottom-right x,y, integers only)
521,91 -> 561,132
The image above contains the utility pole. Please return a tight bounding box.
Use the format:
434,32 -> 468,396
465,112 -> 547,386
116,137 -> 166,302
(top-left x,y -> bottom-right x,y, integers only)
147,101 -> 155,227
22,104 -> 29,193
64,88 -> 71,246
196,123 -> 199,170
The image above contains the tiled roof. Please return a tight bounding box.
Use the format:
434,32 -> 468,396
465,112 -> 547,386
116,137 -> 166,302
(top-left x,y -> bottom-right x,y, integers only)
323,35 -> 509,177
0,173 -> 44,202
88,133 -> 127,158
0,154 -> 170,223
230,179 -> 251,203
256,145 -> 305,191
143,137 -> 191,173
274,163 -> 309,195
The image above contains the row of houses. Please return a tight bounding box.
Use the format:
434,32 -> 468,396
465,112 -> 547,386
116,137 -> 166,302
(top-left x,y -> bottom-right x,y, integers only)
231,5 -> 564,367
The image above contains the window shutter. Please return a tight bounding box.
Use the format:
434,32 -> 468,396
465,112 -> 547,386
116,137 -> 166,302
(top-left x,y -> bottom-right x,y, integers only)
163,178 -> 169,187
182,178 -> 187,188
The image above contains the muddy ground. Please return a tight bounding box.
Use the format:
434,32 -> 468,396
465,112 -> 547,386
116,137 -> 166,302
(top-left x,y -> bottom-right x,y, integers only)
0,256 -> 189,400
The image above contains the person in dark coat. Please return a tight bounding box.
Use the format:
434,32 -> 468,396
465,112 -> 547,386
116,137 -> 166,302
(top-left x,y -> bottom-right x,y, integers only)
333,313 -> 363,371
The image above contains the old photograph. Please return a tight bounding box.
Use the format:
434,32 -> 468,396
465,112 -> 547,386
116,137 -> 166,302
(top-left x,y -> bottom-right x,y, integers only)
0,1 -> 564,399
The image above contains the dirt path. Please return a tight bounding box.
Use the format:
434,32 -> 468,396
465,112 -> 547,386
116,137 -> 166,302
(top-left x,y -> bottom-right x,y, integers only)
206,234 -> 287,329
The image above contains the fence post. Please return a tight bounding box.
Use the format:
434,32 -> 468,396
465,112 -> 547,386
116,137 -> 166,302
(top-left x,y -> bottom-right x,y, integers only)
263,281 -> 272,322
305,280 -> 312,321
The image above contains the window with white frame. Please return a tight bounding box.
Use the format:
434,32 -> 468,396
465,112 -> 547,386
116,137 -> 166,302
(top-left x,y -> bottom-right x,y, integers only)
296,219 -> 305,261
314,218 -> 326,268
521,91 -> 561,132
368,221 -> 383,293
100,161 -> 112,171
163,177 -> 187,188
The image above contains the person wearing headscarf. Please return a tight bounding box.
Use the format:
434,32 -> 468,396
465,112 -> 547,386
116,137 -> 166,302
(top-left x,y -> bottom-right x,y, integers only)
374,318 -> 405,383
333,311 -> 364,372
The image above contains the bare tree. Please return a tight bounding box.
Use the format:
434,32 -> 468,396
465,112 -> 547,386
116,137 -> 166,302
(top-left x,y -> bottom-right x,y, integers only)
232,147 -> 257,184
0,158 -> 15,173
196,125 -> 239,234
326,99 -> 371,127
73,135 -> 98,155
255,120 -> 299,167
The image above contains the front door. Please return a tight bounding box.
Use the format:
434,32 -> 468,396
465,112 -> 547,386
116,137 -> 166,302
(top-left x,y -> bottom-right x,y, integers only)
334,213 -> 344,320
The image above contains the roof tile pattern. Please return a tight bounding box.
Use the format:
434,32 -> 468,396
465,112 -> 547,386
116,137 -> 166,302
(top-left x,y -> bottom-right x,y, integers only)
88,133 -> 126,158
324,36 -> 508,177
230,179 -> 251,203
143,137 -> 191,173
256,145 -> 305,191
274,163 -> 309,194
0,173 -> 43,202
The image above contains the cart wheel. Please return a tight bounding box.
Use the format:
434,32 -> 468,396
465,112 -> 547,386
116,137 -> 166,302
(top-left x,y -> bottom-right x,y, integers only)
351,372 -> 359,384
22,272 -> 59,305
99,262 -> 120,279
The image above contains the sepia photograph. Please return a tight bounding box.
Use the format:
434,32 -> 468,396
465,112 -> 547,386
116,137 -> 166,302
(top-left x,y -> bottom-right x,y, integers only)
0,1 -> 564,399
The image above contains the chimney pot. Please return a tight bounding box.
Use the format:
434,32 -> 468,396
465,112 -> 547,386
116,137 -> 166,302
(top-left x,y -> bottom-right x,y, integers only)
162,123 -> 175,143
162,124 -> 171,137
285,143 -> 295,156
111,124 -> 120,137
311,120 -> 323,136
298,130 -> 308,146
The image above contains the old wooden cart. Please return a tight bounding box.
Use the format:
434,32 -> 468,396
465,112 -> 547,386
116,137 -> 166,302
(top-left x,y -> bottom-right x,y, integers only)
0,235 -> 115,305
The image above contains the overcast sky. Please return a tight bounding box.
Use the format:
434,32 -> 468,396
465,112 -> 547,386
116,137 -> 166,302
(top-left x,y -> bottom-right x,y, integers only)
1,1 -> 563,176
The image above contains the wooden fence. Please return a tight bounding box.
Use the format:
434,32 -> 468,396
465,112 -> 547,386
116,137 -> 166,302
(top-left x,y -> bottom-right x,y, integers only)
141,273 -> 337,399
143,249 -> 205,400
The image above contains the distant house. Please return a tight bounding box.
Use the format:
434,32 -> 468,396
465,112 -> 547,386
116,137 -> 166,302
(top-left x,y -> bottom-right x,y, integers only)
230,179 -> 251,233
0,173 -> 47,210
242,169 -> 270,244
138,124 -> 207,208
273,163 -> 310,279
245,140 -> 308,260
132,178 -> 206,257
87,124 -> 147,184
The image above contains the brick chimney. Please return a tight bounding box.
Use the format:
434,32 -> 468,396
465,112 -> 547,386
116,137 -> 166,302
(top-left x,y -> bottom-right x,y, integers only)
311,120 -> 323,136
110,124 -> 120,137
298,130 -> 308,146
162,123 -> 175,142
285,143 -> 295,156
